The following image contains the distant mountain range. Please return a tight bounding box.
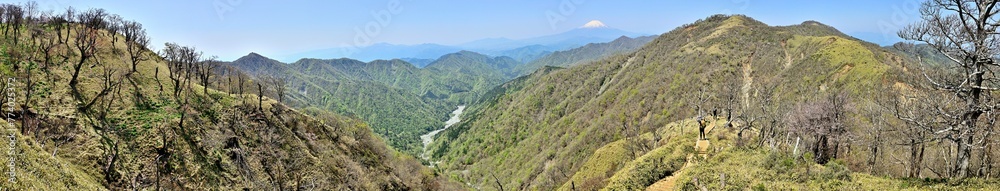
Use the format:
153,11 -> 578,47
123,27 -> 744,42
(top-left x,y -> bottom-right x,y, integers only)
513,35 -> 656,76
277,20 -> 649,65
280,43 -> 463,64
459,20 -> 646,51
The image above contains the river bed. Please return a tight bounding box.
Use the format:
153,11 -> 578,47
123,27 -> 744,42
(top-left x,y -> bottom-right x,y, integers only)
420,105 -> 465,161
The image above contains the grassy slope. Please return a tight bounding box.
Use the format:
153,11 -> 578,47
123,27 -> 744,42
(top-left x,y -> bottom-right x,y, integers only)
577,116 -> 1000,191
671,119 -> 1000,191
0,24 -> 458,190
558,118 -> 708,191
429,15 -> 918,190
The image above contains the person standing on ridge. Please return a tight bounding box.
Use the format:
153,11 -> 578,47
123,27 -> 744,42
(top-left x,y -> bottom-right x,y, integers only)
698,116 -> 706,140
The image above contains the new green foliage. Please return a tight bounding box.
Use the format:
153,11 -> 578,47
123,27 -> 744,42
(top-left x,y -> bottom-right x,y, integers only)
429,14 -> 918,190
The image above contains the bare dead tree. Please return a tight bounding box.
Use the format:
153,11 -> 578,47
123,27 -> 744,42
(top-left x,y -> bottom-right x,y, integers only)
196,56 -> 218,94
155,67 -> 163,92
492,173 -> 504,191
891,89 -> 940,178
887,43 -> 945,178
68,8 -> 106,93
121,19 -> 149,73
22,1 -> 37,24
82,64 -> 122,113
720,70 -> 748,145
44,7 -> 68,48
693,84 -> 711,119
272,76 -> 286,103
977,102 -> 998,178
722,74 -> 740,128
34,22 -> 60,71
785,93 -> 849,164
2,4 -> 24,45
119,19 -> 152,107
159,42 -> 202,132
160,42 -> 201,98
0,5 -> 5,32
746,82 -> 779,149
257,74 -> 287,103
59,7 -> 74,45
224,67 -> 234,95
898,0 -> 1000,178
861,89 -> 896,175
104,14 -> 123,50
257,82 -> 264,111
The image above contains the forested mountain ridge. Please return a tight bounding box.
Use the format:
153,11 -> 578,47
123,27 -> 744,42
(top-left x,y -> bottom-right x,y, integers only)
422,51 -> 520,103
427,14 -> 999,190
0,3 -> 461,190
228,50 -> 523,156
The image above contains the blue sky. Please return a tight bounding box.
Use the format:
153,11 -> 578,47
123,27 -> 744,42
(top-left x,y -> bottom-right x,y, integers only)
9,0 -> 923,61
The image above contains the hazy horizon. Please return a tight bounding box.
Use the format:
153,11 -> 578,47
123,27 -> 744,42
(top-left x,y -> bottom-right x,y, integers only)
11,0 -> 924,61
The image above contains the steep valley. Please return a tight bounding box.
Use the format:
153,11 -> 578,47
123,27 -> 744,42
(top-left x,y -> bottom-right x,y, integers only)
3,1 -> 1000,190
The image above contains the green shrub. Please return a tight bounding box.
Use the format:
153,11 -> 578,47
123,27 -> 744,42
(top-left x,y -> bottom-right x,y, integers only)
820,159 -> 851,181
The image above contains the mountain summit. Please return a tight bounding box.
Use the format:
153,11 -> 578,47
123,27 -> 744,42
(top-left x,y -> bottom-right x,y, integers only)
581,20 -> 609,28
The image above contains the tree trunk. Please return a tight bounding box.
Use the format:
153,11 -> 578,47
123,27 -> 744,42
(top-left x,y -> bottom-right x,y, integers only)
909,139 -> 924,178
814,134 -> 830,164
980,142 -> 993,177
955,134 -> 974,178
257,83 -> 264,110
868,140 -> 879,174
793,136 -> 800,156
70,58 -> 85,90
954,58 -> 986,178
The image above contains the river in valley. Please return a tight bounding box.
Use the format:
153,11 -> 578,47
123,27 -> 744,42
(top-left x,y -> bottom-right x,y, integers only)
420,105 -> 465,161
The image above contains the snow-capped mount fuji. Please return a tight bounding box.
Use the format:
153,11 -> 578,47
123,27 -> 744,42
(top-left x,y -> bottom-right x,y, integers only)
581,20 -> 609,28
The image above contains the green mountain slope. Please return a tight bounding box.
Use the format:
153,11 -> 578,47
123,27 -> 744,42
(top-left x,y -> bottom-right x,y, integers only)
228,50 -> 521,156
423,51 -> 521,102
428,15 -> 915,190
885,43 -> 954,67
0,5 -> 460,190
229,54 -> 447,157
